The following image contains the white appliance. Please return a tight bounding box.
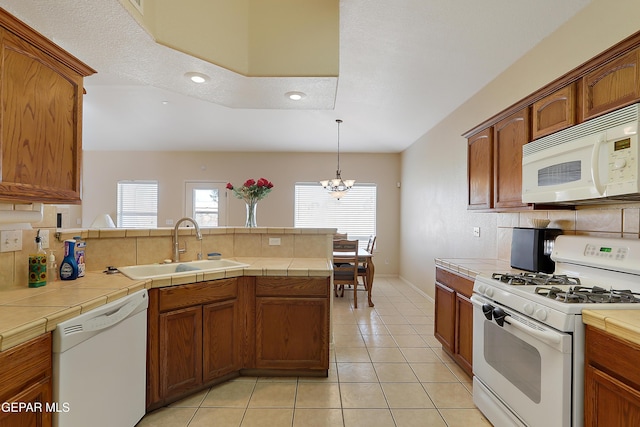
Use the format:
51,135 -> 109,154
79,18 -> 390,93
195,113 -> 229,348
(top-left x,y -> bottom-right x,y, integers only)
522,102 -> 640,204
52,289 -> 148,427
472,235 -> 640,427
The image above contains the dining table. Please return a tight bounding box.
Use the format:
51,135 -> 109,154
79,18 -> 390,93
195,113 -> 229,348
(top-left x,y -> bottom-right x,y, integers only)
332,248 -> 375,307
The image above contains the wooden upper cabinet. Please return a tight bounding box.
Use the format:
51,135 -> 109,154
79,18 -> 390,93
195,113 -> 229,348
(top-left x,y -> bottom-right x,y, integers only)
583,47 -> 640,120
0,9 -> 95,204
493,108 -> 530,210
467,128 -> 493,210
532,84 -> 577,139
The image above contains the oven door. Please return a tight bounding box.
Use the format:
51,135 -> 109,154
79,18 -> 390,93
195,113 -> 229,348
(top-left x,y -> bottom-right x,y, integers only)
471,294 -> 572,427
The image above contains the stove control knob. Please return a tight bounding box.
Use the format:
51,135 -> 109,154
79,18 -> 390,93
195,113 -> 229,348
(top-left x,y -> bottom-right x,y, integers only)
485,287 -> 494,298
535,308 -> 548,321
477,284 -> 486,294
523,303 -> 534,315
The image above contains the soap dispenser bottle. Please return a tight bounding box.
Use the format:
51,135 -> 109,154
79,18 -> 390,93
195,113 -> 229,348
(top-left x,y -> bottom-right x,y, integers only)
59,239 -> 78,280
28,230 -> 47,287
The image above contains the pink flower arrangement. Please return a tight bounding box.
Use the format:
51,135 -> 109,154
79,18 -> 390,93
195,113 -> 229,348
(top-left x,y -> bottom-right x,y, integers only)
226,178 -> 274,202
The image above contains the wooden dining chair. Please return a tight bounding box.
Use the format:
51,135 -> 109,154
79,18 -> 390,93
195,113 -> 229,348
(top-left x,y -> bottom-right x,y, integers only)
333,239 -> 359,305
358,235 -> 376,290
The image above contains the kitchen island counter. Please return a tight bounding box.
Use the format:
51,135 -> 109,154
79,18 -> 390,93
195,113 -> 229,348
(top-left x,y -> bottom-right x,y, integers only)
0,257 -> 331,351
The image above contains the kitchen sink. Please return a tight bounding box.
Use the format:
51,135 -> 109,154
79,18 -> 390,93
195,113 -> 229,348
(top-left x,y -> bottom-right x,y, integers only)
117,259 -> 249,280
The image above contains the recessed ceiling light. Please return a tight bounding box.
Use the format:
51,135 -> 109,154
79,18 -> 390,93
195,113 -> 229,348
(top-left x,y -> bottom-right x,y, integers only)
161,100 -> 169,105
184,72 -> 210,83
285,91 -> 306,101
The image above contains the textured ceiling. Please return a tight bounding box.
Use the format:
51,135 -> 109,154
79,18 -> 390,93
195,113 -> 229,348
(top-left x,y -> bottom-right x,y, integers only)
2,0 -> 591,153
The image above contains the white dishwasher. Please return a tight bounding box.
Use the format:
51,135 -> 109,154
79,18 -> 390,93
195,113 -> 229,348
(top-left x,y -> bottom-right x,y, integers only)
52,289 -> 148,427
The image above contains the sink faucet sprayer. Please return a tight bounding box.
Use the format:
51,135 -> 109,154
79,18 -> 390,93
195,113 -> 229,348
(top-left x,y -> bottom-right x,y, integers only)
173,217 -> 203,262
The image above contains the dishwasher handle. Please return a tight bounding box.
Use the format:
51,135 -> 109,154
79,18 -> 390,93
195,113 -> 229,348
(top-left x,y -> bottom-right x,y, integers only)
83,297 -> 142,331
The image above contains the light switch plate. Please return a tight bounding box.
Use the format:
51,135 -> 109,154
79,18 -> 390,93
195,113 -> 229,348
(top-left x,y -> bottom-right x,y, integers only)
473,227 -> 481,237
40,230 -> 50,249
269,237 -> 281,246
1,230 -> 22,252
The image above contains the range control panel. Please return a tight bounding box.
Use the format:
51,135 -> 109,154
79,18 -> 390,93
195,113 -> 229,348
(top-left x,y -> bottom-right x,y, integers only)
584,244 -> 628,261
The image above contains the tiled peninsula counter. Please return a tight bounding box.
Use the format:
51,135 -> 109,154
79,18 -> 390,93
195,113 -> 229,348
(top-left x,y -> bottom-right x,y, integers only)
0,256 -> 332,351
0,256 -> 333,425
433,258 -> 517,377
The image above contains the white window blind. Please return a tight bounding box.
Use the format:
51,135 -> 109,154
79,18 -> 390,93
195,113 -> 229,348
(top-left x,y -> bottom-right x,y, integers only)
117,180 -> 158,228
294,183 -> 376,249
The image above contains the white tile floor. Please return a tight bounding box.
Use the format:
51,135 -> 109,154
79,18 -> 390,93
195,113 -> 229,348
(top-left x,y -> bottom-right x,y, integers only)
137,277 -> 492,427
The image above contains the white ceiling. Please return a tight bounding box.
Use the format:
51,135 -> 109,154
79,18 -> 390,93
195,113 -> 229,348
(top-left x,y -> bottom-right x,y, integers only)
3,0 -> 591,153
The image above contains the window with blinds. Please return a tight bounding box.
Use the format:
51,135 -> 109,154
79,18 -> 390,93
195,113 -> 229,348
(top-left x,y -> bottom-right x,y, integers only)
116,180 -> 158,228
294,183 -> 376,249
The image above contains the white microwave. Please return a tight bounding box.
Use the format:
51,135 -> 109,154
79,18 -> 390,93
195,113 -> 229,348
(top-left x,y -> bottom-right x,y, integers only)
522,103 -> 640,204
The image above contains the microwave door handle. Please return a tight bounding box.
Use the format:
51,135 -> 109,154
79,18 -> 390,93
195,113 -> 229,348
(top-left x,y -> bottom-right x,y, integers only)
591,135 -> 606,196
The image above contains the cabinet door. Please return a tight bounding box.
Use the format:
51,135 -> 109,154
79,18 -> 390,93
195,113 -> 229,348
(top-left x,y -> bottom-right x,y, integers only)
583,47 -> 640,120
159,306 -> 202,398
255,297 -> 329,369
434,282 -> 455,353
0,27 -> 86,204
585,365 -> 640,426
494,108 -> 530,209
0,378 -> 52,427
203,299 -> 241,382
455,293 -> 473,376
467,128 -> 493,210
532,84 -> 576,139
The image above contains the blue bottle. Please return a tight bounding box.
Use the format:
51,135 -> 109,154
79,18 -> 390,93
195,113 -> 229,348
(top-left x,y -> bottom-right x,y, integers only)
59,239 -> 78,280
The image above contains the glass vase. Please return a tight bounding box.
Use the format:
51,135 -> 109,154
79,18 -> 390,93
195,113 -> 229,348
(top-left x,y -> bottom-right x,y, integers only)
245,199 -> 258,227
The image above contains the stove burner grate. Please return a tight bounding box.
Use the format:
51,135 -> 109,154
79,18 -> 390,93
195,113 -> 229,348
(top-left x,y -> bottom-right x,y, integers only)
492,272 -> 580,287
534,285 -> 640,304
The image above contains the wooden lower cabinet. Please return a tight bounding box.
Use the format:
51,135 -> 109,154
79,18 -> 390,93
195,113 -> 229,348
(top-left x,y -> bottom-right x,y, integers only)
203,299 -> 241,381
585,325 -> 640,426
148,278 -> 242,409
254,277 -> 330,371
0,333 -> 52,427
159,306 -> 203,398
434,267 -> 473,376
147,275 -> 330,410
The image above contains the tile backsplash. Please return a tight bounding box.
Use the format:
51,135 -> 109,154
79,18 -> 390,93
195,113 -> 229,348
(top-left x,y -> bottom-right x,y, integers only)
0,216 -> 335,289
497,204 -> 640,261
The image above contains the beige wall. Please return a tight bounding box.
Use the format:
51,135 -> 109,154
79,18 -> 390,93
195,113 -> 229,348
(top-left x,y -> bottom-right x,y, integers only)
82,151 -> 400,275
400,0 -> 640,298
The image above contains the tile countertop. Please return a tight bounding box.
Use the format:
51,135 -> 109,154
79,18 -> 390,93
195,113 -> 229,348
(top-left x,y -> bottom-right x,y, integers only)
583,310 -> 640,347
435,258 -> 516,280
0,257 -> 332,352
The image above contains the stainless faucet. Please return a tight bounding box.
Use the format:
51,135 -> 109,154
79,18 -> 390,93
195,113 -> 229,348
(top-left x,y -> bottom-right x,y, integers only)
173,217 -> 203,262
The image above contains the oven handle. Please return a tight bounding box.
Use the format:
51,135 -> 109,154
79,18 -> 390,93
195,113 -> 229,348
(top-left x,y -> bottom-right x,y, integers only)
503,315 -> 561,346
471,295 -> 564,348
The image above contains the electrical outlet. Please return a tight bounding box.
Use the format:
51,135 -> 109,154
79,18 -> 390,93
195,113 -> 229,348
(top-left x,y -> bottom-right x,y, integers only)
1,230 -> 22,252
40,230 -> 50,249
269,237 -> 281,246
473,227 -> 481,237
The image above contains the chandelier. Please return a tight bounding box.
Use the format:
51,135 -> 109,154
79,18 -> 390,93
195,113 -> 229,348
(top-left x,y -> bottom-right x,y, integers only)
320,119 -> 355,199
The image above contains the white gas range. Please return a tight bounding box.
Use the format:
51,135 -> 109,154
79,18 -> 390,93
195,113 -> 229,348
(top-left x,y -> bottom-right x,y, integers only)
471,235 -> 640,427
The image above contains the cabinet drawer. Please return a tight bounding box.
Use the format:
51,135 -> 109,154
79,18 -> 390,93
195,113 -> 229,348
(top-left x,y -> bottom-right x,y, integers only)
159,278 -> 238,312
435,268 -> 473,298
255,277 -> 329,297
586,325 -> 640,390
0,333 -> 51,400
